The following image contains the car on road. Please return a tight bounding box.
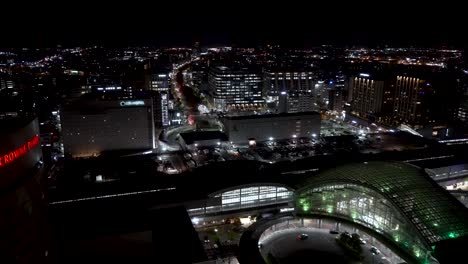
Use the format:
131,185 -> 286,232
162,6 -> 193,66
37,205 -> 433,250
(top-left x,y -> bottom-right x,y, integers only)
329,229 -> 339,234
297,233 -> 309,240
370,246 -> 380,255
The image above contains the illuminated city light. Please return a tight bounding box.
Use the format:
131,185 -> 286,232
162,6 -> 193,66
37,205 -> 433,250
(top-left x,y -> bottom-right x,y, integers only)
0,135 -> 40,167
191,217 -> 200,225
119,100 -> 145,106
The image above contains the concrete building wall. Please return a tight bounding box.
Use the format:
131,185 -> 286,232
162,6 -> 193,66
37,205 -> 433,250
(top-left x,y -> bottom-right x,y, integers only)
61,100 -> 154,158
221,112 -> 320,144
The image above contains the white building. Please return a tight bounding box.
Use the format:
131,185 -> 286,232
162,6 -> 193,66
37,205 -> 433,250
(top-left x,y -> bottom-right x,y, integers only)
61,98 -> 155,158
220,112 -> 321,144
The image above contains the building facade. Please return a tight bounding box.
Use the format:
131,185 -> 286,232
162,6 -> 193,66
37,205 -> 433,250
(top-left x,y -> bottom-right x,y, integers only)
208,66 -> 264,111
278,92 -> 316,113
150,73 -> 170,92
393,75 -> 428,128
0,118 -> 48,263
150,91 -> 170,128
328,89 -> 344,112
264,69 -> 315,96
61,98 -> 155,158
349,74 -> 386,119
221,112 -> 320,144
457,101 -> 468,123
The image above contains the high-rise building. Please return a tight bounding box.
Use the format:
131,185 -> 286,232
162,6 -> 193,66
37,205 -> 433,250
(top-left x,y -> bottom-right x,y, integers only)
208,66 -> 264,111
392,73 -> 458,129
0,117 -> 47,263
0,75 -> 15,91
349,73 -> 394,123
328,89 -> 344,112
61,98 -> 155,158
457,101 -> 468,123
264,69 -> 315,96
278,91 -> 316,113
150,73 -> 170,92
150,91 -> 170,128
348,66 -> 460,129
393,75 -> 428,128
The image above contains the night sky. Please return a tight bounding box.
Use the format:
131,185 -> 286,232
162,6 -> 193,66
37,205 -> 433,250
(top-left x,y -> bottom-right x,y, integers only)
2,2 -> 466,48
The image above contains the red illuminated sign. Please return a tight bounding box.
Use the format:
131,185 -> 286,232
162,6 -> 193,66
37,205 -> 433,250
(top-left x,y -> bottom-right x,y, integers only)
0,135 -> 39,167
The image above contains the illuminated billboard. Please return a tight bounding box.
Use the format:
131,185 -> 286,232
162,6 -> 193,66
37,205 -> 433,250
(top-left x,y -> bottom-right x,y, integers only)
0,135 -> 39,167
0,118 -> 42,188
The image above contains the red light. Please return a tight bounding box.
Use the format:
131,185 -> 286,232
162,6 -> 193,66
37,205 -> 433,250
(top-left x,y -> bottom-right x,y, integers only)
0,135 -> 40,167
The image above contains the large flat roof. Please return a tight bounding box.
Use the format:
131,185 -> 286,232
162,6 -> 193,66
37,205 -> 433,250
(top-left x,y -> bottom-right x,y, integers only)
298,161 -> 468,245
179,130 -> 228,145
222,111 -> 320,120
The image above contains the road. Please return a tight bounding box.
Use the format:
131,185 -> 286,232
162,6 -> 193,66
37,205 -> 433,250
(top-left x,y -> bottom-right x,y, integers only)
260,228 -> 392,264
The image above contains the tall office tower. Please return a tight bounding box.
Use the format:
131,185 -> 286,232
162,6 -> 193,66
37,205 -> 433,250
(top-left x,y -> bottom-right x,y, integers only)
393,76 -> 427,128
150,72 -> 170,92
349,73 -> 394,123
328,89 -> 344,112
457,101 -> 468,123
392,74 -> 457,129
264,69 -> 315,96
0,74 -> 15,91
208,66 -> 264,112
149,91 -> 170,128
0,117 -> 47,263
61,97 -> 155,158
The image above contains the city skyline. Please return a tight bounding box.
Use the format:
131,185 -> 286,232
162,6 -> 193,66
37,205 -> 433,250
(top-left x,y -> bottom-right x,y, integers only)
2,7 -> 468,263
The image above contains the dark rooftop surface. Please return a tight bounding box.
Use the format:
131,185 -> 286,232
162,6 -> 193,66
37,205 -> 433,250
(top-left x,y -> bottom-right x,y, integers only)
222,111 -> 320,120
0,116 -> 36,134
179,130 -> 228,145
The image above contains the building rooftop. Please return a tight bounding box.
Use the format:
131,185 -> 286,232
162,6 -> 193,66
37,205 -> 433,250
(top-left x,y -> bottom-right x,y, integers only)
298,161 -> 468,245
179,131 -> 228,145
222,111 -> 320,120
0,116 -> 36,134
